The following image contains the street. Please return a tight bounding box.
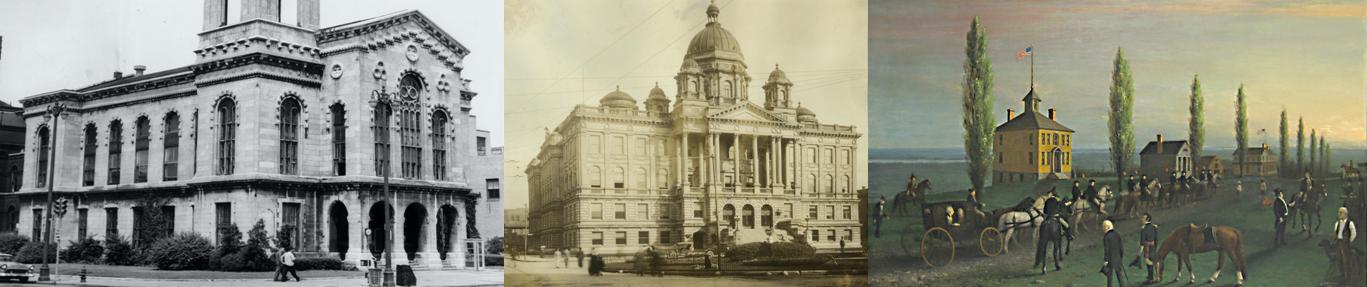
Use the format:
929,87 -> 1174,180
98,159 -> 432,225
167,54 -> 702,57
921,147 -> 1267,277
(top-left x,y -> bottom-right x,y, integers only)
0,269 -> 504,287
506,257 -> 865,287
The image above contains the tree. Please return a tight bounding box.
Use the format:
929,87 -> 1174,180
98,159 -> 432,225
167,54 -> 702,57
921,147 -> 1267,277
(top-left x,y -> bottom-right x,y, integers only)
1321,136 -> 1330,175
1297,117 -> 1304,175
1279,109 -> 1289,177
1108,48 -> 1135,181
1234,85 -> 1248,177
1310,129 -> 1317,176
1188,74 -> 1205,161
961,16 -> 995,192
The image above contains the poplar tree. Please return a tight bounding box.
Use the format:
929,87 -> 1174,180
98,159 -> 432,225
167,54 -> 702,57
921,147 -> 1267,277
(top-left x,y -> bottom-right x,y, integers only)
961,16 -> 995,191
1108,48 -> 1135,181
1279,109 -> 1288,177
1188,75 -> 1205,161
1234,85 -> 1248,177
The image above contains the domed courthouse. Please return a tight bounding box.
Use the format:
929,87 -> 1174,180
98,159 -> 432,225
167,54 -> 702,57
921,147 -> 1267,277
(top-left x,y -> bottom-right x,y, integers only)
0,0 -> 502,268
525,4 -> 863,254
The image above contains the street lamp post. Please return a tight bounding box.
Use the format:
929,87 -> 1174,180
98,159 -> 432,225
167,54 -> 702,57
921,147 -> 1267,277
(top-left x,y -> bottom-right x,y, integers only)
373,88 -> 396,287
39,103 -> 65,282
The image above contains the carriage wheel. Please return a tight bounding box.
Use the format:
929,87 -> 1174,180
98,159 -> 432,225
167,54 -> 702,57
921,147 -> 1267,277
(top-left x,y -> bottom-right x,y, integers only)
900,224 -> 918,256
979,227 -> 1004,257
920,227 -> 955,267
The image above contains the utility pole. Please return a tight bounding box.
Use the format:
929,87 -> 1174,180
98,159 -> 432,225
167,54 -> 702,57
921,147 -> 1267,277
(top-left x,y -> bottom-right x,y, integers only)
39,103 -> 65,282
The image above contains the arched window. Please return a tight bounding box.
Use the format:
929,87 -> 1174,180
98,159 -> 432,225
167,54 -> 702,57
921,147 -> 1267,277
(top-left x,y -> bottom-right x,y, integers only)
398,75 -> 422,179
108,120 -> 123,185
134,117 -> 150,183
723,204 -> 736,228
279,98 -> 301,175
36,126 -> 50,188
611,167 -> 625,189
331,104 -> 346,176
633,168 -> 646,190
373,101 -> 391,176
824,174 -> 834,194
217,99 -> 237,175
431,109 -> 448,180
742,205 -> 754,228
656,168 -> 668,189
9,167 -> 19,192
588,166 -> 602,188
164,113 -> 180,181
761,205 -> 773,227
83,124 -> 97,186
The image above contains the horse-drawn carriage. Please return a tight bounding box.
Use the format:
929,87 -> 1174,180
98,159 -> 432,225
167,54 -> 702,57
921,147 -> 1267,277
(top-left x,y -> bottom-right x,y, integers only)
902,200 -> 1012,267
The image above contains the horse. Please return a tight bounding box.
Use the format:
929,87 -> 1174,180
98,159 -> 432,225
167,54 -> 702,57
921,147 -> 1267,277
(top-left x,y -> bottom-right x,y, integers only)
1291,189 -> 1325,236
997,198 -> 1043,253
1155,224 -> 1248,286
892,179 -> 931,216
1071,186 -> 1111,232
1034,215 -> 1067,274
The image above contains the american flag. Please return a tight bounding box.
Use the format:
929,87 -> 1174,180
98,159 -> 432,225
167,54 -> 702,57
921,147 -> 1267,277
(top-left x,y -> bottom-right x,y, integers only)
1015,46 -> 1032,61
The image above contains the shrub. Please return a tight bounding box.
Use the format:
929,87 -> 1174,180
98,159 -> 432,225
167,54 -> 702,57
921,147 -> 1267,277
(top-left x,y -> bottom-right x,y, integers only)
293,257 -> 351,271
14,241 -> 56,264
231,219 -> 276,272
60,237 -> 105,263
103,236 -> 136,265
0,233 -> 29,255
486,237 -> 504,255
209,225 -> 244,271
145,232 -> 214,270
727,242 -> 815,261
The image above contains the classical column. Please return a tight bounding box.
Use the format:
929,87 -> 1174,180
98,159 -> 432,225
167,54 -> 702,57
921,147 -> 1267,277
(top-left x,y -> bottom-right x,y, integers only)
680,133 -> 688,190
750,135 -> 757,192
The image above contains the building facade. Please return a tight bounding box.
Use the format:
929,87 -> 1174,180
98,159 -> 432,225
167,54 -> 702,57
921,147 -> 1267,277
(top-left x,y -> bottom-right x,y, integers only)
1231,145 -> 1277,177
993,88 -> 1074,184
1138,135 -> 1193,179
1,0 -> 500,269
525,3 -> 863,255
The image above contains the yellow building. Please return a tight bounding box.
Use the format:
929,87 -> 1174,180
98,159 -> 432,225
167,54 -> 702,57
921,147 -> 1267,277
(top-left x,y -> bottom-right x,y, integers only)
993,88 -> 1074,184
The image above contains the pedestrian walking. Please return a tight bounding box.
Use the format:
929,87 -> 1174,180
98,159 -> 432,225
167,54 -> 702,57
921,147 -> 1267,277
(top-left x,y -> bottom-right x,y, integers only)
280,247 -> 301,282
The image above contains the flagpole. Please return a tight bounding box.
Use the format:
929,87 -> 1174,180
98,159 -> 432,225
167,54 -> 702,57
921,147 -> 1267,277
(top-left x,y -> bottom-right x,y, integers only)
1029,45 -> 1035,88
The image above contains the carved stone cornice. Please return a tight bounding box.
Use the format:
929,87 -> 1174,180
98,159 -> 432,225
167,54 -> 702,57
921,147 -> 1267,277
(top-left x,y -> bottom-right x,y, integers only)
191,52 -> 325,76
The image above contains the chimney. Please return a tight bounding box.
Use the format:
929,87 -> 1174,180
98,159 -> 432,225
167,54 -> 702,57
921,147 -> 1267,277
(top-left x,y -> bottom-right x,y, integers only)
1156,134 -> 1163,153
113,71 -> 123,79
1007,109 -> 1015,120
1047,108 -> 1056,120
134,65 -> 146,76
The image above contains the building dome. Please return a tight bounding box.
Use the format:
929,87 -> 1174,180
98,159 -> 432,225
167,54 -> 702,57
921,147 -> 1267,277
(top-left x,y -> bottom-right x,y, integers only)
767,64 -> 791,85
679,58 -> 702,73
685,3 -> 742,59
796,104 -> 817,123
600,86 -> 638,109
647,83 -> 669,102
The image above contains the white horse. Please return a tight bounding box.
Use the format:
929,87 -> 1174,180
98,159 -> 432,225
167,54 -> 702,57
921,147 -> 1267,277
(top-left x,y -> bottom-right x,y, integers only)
1071,186 -> 1112,233
997,207 -> 1045,253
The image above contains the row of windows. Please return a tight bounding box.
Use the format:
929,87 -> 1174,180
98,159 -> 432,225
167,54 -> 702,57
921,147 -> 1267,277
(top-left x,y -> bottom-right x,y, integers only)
805,205 -> 855,221
809,229 -> 856,243
589,230 -> 673,246
587,202 -> 673,220
995,132 -> 1073,147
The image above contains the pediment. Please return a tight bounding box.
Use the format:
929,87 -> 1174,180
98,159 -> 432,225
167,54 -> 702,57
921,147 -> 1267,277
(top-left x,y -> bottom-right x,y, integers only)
708,102 -> 783,123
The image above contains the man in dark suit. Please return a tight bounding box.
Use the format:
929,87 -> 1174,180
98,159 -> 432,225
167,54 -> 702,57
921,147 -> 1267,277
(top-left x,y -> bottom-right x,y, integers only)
1071,181 -> 1083,204
1085,179 -> 1103,214
1102,219 -> 1126,287
1138,213 -> 1159,283
1273,189 -> 1289,247
874,196 -> 886,238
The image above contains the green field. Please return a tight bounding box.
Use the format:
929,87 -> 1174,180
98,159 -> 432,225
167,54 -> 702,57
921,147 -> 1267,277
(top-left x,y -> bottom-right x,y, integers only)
868,172 -> 1365,286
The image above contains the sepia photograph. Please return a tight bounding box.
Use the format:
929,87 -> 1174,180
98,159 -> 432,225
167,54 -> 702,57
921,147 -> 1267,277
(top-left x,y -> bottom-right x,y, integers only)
0,0 -> 504,286
866,0 -> 1366,286
504,0 -> 869,286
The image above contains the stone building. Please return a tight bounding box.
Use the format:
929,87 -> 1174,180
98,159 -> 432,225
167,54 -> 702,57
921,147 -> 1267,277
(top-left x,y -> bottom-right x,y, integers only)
1,0 -> 500,269
525,3 -> 863,255
0,101 -> 25,232
993,88 -> 1074,183
1138,134 -> 1193,180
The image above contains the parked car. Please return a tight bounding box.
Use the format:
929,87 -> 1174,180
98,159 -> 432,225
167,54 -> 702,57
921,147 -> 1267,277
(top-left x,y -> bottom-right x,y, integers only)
0,253 -> 36,283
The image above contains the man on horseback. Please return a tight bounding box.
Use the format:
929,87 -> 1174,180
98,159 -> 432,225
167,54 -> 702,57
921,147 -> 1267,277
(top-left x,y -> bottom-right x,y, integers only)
1036,189 -> 1071,271
1084,179 -> 1105,216
1071,181 -> 1083,204
1331,207 -> 1358,280
906,174 -> 918,197
1274,189 -> 1290,247
1101,219 -> 1127,287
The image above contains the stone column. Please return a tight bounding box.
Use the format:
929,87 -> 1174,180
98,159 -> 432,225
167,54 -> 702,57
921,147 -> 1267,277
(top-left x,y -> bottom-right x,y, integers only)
681,133 -> 689,190
750,135 -> 757,191
421,199 -> 442,268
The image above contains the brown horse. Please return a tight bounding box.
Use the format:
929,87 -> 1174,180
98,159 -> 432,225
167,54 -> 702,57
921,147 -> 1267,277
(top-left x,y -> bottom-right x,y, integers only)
1155,224 -> 1248,286
893,179 -> 931,216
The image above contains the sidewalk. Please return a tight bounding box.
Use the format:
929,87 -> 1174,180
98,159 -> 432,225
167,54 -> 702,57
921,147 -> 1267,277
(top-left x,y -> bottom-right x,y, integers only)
39,268 -> 504,287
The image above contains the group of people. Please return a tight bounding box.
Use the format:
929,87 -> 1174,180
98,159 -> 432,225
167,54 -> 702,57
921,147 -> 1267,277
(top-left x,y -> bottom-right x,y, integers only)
552,248 -> 607,276
631,246 -> 666,277
1097,214 -> 1161,287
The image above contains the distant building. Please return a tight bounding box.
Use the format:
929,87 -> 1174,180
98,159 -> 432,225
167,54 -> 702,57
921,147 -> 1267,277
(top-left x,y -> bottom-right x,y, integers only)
1199,156 -> 1223,177
0,101 -> 24,232
1138,134 -> 1192,179
504,207 -> 528,252
1231,144 -> 1277,177
993,88 -> 1073,184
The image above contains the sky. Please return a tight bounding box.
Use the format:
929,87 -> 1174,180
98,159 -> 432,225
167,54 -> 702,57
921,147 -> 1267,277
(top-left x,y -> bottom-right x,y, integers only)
0,0 -> 504,146
504,0 -> 870,209
870,0 -> 1366,150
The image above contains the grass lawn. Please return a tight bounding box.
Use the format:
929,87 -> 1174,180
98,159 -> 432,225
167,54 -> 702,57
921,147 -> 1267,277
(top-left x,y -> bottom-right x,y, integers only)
49,263 -> 362,280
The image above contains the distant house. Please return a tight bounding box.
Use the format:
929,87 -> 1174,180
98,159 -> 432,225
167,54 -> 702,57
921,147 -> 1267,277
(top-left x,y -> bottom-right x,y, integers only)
1199,156 -> 1223,177
993,88 -> 1074,184
1139,134 -> 1192,180
1231,144 -> 1278,177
